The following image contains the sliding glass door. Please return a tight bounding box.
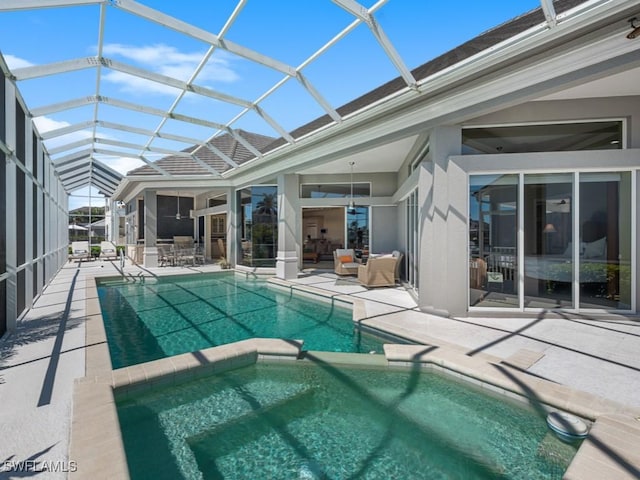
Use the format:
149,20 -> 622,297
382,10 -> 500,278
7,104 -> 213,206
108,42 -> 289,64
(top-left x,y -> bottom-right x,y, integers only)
405,189 -> 419,289
469,175 -> 518,308
579,172 -> 632,309
523,174 -> 573,309
469,171 -> 633,311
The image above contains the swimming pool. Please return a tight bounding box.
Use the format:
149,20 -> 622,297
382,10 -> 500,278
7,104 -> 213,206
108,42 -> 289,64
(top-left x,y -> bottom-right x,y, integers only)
97,273 -> 385,368
117,360 -> 578,479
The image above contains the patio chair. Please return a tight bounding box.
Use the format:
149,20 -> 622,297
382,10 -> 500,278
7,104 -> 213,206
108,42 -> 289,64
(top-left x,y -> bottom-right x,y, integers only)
99,241 -> 118,261
173,236 -> 195,266
357,255 -> 398,287
70,241 -> 91,263
333,248 -> 360,275
157,244 -> 175,267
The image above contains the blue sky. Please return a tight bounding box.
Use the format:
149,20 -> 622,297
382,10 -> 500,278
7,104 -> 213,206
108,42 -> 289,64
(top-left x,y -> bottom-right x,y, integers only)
0,0 -> 541,209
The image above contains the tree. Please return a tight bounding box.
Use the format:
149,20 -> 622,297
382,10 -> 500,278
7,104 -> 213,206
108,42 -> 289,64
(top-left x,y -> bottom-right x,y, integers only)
69,206 -> 105,225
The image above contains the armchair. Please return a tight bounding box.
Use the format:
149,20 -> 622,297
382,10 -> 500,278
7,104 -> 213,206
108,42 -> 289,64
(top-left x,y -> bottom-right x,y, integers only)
333,248 -> 360,275
357,255 -> 399,287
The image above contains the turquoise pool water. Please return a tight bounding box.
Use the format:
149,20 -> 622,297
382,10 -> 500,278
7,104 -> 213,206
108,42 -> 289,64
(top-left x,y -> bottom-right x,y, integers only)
97,273 -> 384,368
117,361 -> 578,479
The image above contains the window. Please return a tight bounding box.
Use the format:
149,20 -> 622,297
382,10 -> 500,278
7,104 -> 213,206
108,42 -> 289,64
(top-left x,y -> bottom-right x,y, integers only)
238,186 -> 278,267
462,121 -> 623,154
405,189 -> 419,288
469,171 -> 633,311
300,183 -> 370,198
469,175 -> 519,308
346,206 -> 368,250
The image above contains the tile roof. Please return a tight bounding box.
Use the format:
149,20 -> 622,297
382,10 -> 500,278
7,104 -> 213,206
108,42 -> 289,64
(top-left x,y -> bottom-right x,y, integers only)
127,129 -> 277,176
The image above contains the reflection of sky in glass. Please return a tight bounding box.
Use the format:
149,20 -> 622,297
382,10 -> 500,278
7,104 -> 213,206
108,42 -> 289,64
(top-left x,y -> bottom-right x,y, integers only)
347,207 -> 368,229
469,175 -> 518,222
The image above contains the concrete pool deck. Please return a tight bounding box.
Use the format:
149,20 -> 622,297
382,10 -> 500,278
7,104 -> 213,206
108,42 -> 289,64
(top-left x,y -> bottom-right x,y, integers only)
1,259 -> 640,478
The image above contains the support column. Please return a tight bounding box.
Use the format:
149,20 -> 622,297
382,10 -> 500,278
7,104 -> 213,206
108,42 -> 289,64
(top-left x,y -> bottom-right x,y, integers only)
143,189 -> 158,267
276,174 -> 299,279
418,126 -> 466,316
226,187 -> 239,266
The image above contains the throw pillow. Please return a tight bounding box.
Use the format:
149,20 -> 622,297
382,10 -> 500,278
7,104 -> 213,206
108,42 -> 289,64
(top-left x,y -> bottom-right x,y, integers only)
339,255 -> 353,263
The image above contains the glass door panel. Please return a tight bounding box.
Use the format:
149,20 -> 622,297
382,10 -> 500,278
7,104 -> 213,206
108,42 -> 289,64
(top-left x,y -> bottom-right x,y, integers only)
523,174 -> 573,309
346,206 -> 369,252
405,189 -> 418,288
579,172 -> 632,309
469,175 -> 518,308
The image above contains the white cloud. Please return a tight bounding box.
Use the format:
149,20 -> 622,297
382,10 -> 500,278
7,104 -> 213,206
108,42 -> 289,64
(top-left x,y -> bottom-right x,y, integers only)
102,70 -> 182,96
3,54 -> 34,70
101,43 -> 240,95
33,116 -> 71,133
33,116 -> 95,153
96,156 -> 145,176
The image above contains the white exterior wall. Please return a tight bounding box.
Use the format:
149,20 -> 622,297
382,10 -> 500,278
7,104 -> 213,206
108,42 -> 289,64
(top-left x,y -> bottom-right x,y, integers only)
370,206 -> 398,254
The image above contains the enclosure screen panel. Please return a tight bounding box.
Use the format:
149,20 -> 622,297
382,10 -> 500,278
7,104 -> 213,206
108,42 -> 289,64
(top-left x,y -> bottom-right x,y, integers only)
0,280 -> 5,336
17,167 -> 25,266
15,100 -> 25,164
32,132 -> 38,179
42,192 -> 46,256
0,152 -> 5,274
33,183 -> 38,260
17,269 -> 25,318
33,261 -> 39,299
0,78 -> 5,144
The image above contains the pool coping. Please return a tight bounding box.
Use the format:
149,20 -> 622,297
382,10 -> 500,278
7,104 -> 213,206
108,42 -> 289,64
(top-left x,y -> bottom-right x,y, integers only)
72,273 -> 640,480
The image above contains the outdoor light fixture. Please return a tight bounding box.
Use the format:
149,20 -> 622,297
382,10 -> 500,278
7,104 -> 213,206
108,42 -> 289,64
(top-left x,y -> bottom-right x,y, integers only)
627,18 -> 640,39
347,161 -> 356,214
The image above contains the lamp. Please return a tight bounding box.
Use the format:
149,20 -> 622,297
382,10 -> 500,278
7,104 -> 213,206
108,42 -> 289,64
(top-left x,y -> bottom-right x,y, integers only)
347,161 -> 356,214
627,17 -> 640,39
543,223 -> 556,233
175,192 -> 181,220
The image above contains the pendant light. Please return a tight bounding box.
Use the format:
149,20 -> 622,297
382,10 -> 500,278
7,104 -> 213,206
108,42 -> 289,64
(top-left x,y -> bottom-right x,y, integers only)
348,161 -> 356,214
175,192 -> 181,220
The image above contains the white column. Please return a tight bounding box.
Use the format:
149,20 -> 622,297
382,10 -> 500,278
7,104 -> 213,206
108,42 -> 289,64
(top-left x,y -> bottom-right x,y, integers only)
418,126 -> 465,316
227,187 -> 239,265
276,174 -> 299,279
143,189 -> 158,267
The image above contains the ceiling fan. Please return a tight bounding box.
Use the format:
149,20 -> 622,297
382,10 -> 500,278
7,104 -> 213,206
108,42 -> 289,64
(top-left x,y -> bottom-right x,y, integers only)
175,194 -> 182,220
165,192 -> 189,220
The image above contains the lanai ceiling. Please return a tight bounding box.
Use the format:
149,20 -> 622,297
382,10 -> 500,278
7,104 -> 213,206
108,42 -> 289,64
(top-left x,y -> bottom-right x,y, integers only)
0,0 -> 632,196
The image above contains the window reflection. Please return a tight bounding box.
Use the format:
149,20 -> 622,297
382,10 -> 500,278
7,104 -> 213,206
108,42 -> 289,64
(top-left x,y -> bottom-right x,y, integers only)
238,186 -> 278,267
469,175 -> 518,308
523,174 -> 573,309
346,206 -> 368,252
579,172 -> 631,309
